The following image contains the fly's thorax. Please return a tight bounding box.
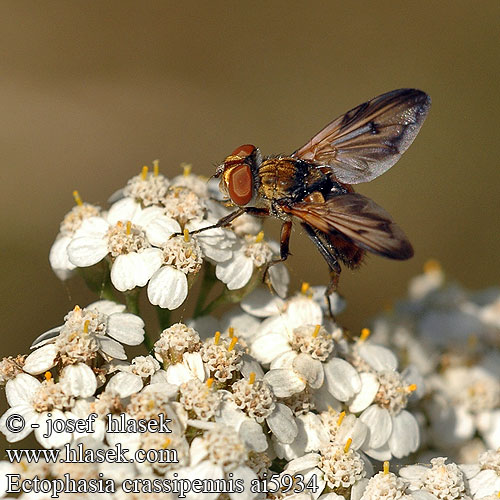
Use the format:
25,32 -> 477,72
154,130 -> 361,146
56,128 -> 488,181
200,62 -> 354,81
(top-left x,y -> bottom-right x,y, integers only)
257,157 -> 300,201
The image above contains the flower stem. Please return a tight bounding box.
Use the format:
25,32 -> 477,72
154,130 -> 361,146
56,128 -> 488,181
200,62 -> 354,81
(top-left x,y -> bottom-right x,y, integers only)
156,307 -> 171,331
125,289 -> 153,352
198,291 -> 228,316
193,263 -> 218,318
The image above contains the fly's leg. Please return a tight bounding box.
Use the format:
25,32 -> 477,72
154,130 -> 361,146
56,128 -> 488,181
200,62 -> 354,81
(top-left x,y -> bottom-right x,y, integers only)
301,223 -> 341,319
263,220 -> 292,291
187,208 -> 246,235
182,207 -> 270,236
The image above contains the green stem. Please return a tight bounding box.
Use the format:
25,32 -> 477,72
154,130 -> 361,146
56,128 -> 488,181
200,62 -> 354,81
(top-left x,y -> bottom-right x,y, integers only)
198,292 -> 228,316
124,289 -> 153,352
156,307 -> 171,331
100,280 -> 117,301
193,263 -> 218,318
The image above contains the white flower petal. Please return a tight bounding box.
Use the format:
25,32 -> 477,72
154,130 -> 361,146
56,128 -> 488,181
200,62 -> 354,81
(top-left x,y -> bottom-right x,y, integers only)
49,235 -> 76,278
267,403 -> 298,444
111,249 -> 162,292
0,405 -> 38,442
251,333 -> 291,364
184,462 -> 224,500
23,344 -> 59,374
241,288 -> 285,317
98,336 -> 127,360
358,343 -> 398,372
292,354 -> 324,389
359,405 -> 392,449
107,313 -> 145,345
35,410 -> 72,448
30,326 -> 62,348
216,253 -> 253,290
348,372 -> 379,413
60,364 -> 97,398
145,216 -> 182,246
6,374 -> 41,406
166,363 -> 196,386
107,198 -> 141,225
388,410 -> 419,458
299,412 -> 330,452
184,352 -> 206,382
238,419 -> 268,452
147,266 -> 188,310
324,358 -> 361,402
264,369 -> 306,397
230,465 -> 259,500
67,236 -> 108,267
286,453 -> 321,473
107,372 -> 143,398
73,216 -> 109,238
87,300 -> 126,315
469,469 -> 500,498
269,263 -> 290,299
361,441 -> 392,461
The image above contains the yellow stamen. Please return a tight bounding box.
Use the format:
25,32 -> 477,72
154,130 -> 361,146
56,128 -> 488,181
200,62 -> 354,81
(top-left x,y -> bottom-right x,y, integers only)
148,400 -> 154,410
206,378 -> 214,388
162,438 -> 171,448
182,162 -> 192,177
360,328 -> 371,342
312,325 -> 321,338
72,190 -> 83,206
383,461 -> 390,475
126,221 -> 132,235
183,228 -> 190,242
44,372 -> 52,381
407,384 -> 417,393
74,305 -> 81,312
153,160 -> 159,177
255,231 -> 265,243
327,405 -> 336,415
344,437 -> 352,453
214,331 -> 220,345
20,461 -> 28,472
83,320 -> 90,333
337,411 -> 346,427
424,259 -> 442,273
141,165 -> 149,180
228,336 -> 238,351
301,282 -> 310,295
228,326 -> 235,338
249,372 -> 256,384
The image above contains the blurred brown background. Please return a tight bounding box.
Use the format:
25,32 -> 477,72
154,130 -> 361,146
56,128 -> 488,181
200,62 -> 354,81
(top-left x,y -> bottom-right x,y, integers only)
1,1 -> 499,446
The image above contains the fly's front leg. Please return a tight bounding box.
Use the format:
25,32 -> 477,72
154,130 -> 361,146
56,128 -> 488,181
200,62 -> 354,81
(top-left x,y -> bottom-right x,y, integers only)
184,208 -> 246,236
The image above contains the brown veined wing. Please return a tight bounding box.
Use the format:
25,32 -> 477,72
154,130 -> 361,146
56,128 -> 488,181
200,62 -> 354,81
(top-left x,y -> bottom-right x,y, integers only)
292,88 -> 431,184
285,193 -> 414,259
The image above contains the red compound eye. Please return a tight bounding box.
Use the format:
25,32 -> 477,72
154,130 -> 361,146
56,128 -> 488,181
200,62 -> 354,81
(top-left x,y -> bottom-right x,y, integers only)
230,144 -> 256,159
228,163 -> 253,206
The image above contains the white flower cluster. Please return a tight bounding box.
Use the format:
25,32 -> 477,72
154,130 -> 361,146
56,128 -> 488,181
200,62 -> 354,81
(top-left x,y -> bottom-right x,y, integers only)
0,167 -> 498,500
371,260 -> 500,463
49,163 -> 289,310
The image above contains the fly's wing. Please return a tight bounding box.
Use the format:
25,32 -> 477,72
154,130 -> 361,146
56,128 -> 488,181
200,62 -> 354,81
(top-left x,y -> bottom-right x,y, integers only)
286,193 -> 413,259
292,89 -> 431,184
